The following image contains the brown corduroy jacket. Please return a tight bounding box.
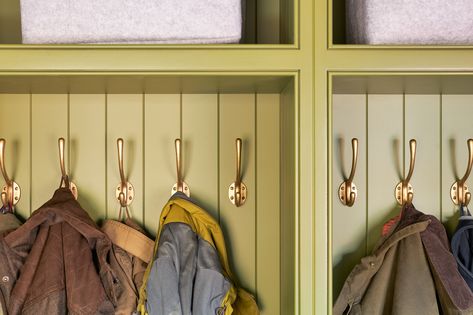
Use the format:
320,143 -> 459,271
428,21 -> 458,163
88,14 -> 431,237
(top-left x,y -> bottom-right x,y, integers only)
0,212 -> 21,315
334,204 -> 473,315
0,188 -> 116,315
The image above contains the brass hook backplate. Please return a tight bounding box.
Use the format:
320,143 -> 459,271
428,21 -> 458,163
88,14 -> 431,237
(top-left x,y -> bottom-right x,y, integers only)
395,139 -> 416,206
339,181 -> 357,207
450,139 -> 473,206
1,182 -> 20,208
0,139 -> 21,208
172,139 -> 190,197
116,182 -> 134,207
451,182 -> 471,206
395,182 -> 413,205
338,138 -> 358,207
229,138 -> 247,207
116,138 -> 134,207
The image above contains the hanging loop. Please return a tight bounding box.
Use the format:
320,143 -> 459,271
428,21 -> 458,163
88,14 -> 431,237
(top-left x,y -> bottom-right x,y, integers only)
58,138 -> 78,199
451,139 -> 473,206
115,138 -> 134,210
0,139 -> 21,210
395,139 -> 416,206
228,138 -> 247,207
338,138 -> 358,207
172,139 -> 190,197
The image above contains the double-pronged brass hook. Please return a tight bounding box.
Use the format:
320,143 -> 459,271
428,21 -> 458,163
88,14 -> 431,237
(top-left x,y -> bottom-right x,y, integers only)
116,139 -> 134,219
172,139 -> 190,197
338,138 -> 358,207
229,138 -> 247,207
58,138 -> 78,199
395,139 -> 416,206
451,139 -> 473,206
0,139 -> 20,210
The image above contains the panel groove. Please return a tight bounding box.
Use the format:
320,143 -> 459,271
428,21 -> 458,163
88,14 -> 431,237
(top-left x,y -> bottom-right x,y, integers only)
402,93 -> 406,179
217,93 -> 221,223
364,93 -> 368,256
253,93 -> 258,301
105,93 -> 108,219
254,92 -> 258,301
67,93 -> 70,176
440,94 -> 443,222
29,93 -> 32,215
180,93 -> 183,139
142,93 -> 145,223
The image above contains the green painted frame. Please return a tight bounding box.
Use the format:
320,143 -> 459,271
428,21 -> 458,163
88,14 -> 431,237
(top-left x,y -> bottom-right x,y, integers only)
325,71 -> 473,315
0,69 -> 307,315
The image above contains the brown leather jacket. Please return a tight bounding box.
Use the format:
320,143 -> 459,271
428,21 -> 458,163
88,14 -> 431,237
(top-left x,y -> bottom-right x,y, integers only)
0,188 -> 116,315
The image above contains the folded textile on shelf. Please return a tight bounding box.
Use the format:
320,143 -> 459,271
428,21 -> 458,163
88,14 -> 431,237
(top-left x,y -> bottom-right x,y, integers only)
346,0 -> 473,44
20,0 -> 242,44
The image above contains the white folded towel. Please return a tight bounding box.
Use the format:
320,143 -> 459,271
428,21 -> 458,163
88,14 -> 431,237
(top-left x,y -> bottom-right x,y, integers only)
347,0 -> 473,44
20,0 -> 242,44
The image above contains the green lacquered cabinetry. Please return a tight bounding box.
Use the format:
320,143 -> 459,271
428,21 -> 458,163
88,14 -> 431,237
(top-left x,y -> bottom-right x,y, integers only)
316,0 -> 473,314
0,0 -> 315,314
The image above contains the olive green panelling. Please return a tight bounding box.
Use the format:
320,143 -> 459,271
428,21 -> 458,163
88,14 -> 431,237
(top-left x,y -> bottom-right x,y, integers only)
0,0 -> 321,312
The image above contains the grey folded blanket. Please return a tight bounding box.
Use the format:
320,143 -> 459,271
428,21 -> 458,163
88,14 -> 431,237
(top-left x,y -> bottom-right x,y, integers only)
20,0 -> 242,44
347,0 -> 473,44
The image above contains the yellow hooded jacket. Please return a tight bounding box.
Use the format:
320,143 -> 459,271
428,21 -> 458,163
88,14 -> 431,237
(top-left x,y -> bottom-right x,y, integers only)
138,193 -> 259,315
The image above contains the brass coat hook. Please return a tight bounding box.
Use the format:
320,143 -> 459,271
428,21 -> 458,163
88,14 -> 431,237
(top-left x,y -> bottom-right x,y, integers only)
58,138 -> 78,199
450,139 -> 473,206
228,138 -> 247,207
0,139 -> 20,210
395,139 -> 416,206
172,139 -> 190,197
338,138 -> 358,207
116,139 -> 134,219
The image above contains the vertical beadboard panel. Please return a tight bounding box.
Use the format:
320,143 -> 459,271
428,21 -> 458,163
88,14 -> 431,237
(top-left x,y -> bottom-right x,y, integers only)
219,94 -> 256,292
404,95 -> 441,217
280,83 -> 295,314
182,94 -> 219,219
107,94 -> 143,224
366,95 -> 403,251
0,94 -> 30,218
332,94 -> 366,299
256,94 -> 280,314
144,94 -> 180,234
69,94 -> 106,221
31,94 -> 68,210
441,95 -> 473,235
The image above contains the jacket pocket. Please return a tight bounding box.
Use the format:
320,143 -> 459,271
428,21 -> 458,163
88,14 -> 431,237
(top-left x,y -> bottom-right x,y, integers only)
193,268 -> 232,315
